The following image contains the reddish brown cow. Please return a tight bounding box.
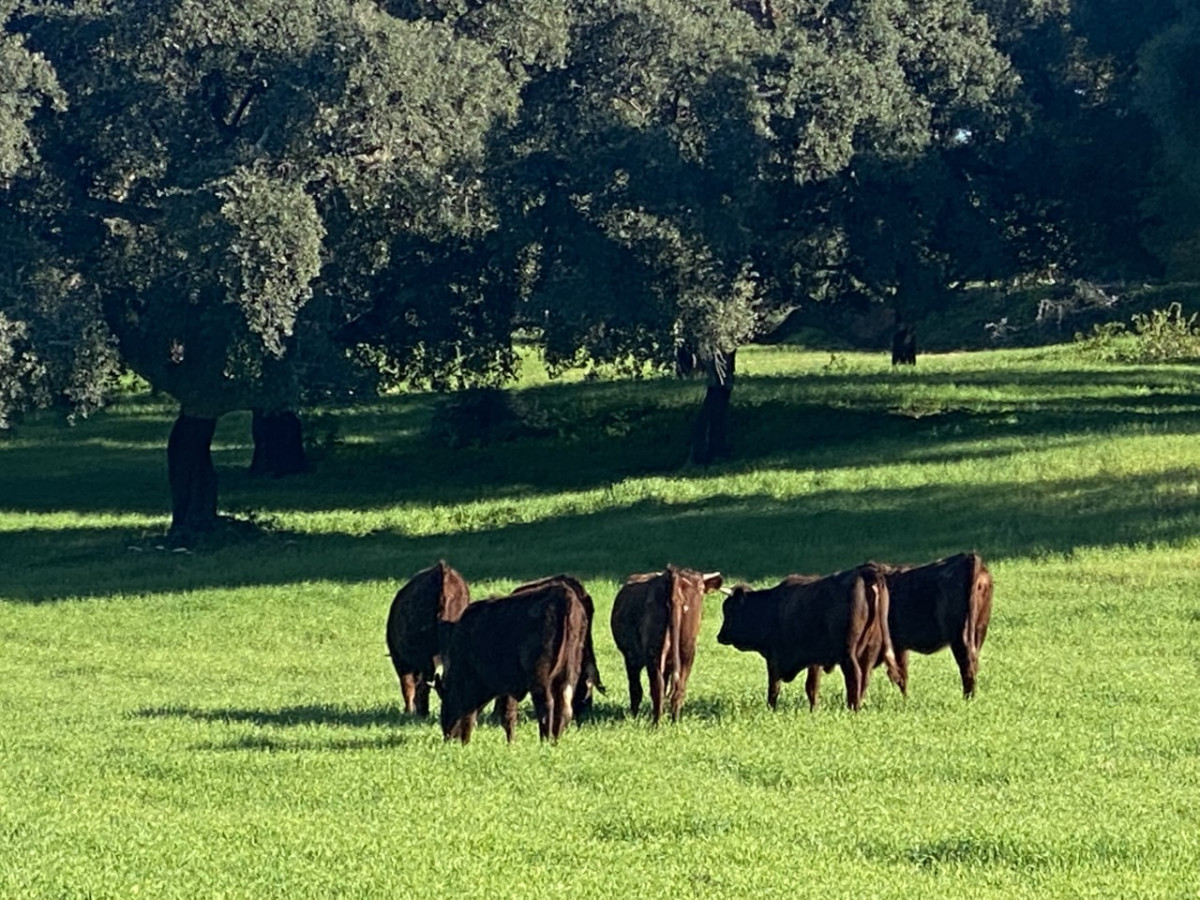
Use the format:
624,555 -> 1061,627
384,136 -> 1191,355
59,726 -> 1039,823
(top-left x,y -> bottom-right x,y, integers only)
884,552 -> 993,697
611,566 -> 723,724
438,581 -> 588,744
805,552 -> 994,702
716,564 -> 899,711
385,561 -> 470,715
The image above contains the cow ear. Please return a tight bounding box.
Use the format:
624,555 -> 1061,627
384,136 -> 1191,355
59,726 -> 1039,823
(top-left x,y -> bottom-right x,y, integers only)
702,573 -> 723,592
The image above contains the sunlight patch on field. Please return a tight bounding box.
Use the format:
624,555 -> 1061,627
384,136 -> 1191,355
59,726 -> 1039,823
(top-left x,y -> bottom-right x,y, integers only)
0,511 -> 165,532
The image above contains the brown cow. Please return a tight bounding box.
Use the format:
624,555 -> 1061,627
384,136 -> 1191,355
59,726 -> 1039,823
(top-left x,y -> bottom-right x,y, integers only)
385,561 -> 470,715
716,564 -> 899,711
805,552 -> 994,702
884,552 -> 993,697
438,581 -> 588,744
510,574 -> 605,720
611,566 -> 723,724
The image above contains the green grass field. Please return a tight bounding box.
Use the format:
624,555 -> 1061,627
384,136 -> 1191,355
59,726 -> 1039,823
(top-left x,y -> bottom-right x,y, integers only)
3,344 -> 1200,898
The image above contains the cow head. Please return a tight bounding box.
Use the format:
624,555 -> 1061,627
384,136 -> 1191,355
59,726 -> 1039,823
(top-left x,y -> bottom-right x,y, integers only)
572,669 -> 606,721
716,584 -> 756,649
668,568 -> 724,609
437,658 -> 472,741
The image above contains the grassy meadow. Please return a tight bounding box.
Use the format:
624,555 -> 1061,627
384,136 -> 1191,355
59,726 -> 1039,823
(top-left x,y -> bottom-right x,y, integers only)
2,343 -> 1200,898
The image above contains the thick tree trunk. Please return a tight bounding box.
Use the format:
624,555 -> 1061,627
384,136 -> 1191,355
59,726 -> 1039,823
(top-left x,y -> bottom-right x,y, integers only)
691,385 -> 734,464
168,413 -> 219,539
250,409 -> 308,477
690,349 -> 736,465
892,324 -> 917,365
675,344 -> 699,378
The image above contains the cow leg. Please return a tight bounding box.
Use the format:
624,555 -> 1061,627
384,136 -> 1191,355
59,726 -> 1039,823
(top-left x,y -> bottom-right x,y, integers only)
857,653 -> 873,707
399,672 -> 419,715
465,709 -> 480,744
669,664 -> 691,723
489,696 -> 508,724
625,660 -> 644,717
457,710 -> 478,745
840,658 -> 863,711
766,662 -> 782,710
499,695 -> 519,742
951,638 -> 980,698
895,648 -> 910,698
648,664 -> 666,726
532,688 -> 553,741
804,665 -> 821,711
414,677 -> 432,718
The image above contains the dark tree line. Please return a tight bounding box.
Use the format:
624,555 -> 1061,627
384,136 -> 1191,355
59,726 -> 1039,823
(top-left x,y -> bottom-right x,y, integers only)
2,0 -> 1196,538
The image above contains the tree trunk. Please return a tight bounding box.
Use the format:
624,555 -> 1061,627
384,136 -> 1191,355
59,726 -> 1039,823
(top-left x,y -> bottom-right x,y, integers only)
892,324 -> 917,365
250,409 -> 308,477
690,349 -> 736,465
168,413 -> 219,539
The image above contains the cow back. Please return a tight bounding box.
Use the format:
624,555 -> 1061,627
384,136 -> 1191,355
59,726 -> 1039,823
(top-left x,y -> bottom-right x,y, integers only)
611,571 -> 671,665
386,561 -> 470,669
514,573 -> 604,713
440,584 -> 587,732
885,552 -> 987,653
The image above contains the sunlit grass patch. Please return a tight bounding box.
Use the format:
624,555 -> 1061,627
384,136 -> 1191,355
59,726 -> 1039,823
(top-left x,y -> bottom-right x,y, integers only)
3,343 -> 1200,897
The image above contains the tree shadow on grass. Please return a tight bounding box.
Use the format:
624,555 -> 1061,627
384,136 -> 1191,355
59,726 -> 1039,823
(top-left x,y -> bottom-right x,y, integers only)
6,464 -> 1200,602
134,703 -> 428,730
4,363 -> 1200,519
195,734 -> 416,752
582,693 -> 742,726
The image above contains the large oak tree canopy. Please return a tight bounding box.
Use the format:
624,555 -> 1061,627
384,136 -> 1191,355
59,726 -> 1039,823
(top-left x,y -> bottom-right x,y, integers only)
2,0 -> 1196,529
3,0 -> 523,535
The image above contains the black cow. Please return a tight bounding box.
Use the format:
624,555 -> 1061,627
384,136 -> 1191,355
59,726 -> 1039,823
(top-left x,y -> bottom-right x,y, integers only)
717,564 -> 899,711
384,561 -> 470,715
439,581 -> 588,744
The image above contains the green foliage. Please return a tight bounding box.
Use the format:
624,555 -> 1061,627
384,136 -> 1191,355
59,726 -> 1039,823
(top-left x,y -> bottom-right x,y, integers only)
0,312 -> 40,428
1074,301 -> 1200,362
1136,4 -> 1200,279
427,387 -> 553,448
3,0 -> 525,420
4,345 -> 1200,896
0,16 -> 65,181
217,170 -> 324,357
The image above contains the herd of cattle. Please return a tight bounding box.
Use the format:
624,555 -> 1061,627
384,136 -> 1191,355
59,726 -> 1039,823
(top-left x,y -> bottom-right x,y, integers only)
385,553 -> 994,744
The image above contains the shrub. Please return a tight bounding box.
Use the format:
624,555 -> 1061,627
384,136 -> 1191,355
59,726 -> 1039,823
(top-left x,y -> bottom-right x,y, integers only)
1074,302 -> 1200,362
428,387 -> 554,447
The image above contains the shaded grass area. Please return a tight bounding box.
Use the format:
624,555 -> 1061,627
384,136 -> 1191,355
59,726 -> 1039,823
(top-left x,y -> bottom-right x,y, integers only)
3,345 -> 1200,897
4,346 -> 1200,605
6,461 -> 1200,603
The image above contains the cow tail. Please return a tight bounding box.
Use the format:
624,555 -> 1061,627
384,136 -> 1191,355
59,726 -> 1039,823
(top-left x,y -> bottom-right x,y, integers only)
431,561 -> 448,675
968,553 -> 991,650
873,571 -> 901,687
668,571 -> 684,692
553,588 -> 575,706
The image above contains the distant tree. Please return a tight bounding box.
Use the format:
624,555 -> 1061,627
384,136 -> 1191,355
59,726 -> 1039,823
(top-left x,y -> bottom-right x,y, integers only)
0,1 -> 123,429
960,0 -> 1169,284
1136,1 -> 1200,278
494,0 -> 1016,459
4,0 -> 522,539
